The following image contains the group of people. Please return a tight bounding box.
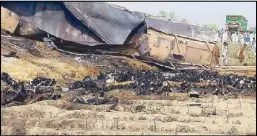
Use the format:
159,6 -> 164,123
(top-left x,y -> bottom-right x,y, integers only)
213,41 -> 249,66
216,29 -> 256,52
213,41 -> 228,66
212,29 -> 256,66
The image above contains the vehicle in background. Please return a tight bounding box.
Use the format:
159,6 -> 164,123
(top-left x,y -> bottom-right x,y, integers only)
226,15 -> 248,33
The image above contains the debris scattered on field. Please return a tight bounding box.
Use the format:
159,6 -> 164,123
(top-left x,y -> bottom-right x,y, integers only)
0,33 -> 256,107
30,77 -> 56,87
188,90 -> 200,98
135,105 -> 146,112
1,68 -> 256,108
43,37 -> 57,50
187,103 -> 201,107
2,51 -> 19,58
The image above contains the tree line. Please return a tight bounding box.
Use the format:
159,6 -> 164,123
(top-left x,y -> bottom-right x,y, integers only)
157,11 -> 236,32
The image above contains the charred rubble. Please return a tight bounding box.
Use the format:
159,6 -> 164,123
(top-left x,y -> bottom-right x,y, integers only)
167,69 -> 256,90
1,72 -> 120,108
1,69 -> 256,107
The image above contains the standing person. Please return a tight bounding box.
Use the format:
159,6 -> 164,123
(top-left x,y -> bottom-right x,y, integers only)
227,31 -> 232,42
252,37 -> 256,52
239,32 -> 244,46
238,44 -> 248,64
244,31 -> 250,45
231,33 -> 235,43
238,31 -> 241,44
213,42 -> 220,66
220,29 -> 224,42
222,30 -> 228,42
235,32 -> 239,44
221,42 -> 229,66
232,32 -> 236,43
253,32 -> 256,41
250,31 -> 254,45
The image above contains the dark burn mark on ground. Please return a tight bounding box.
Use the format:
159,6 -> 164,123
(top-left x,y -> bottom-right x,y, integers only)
1,69 -> 256,108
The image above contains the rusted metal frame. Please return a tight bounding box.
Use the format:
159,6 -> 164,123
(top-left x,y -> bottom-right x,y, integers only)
185,45 -> 211,52
185,46 -> 213,68
168,61 -> 176,70
148,28 -> 215,68
155,37 -> 176,69
148,27 -> 216,44
174,34 -> 193,65
203,40 -> 214,66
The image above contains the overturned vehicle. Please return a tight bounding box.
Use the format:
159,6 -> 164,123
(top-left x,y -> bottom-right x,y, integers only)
1,2 -> 256,108
1,2 -> 218,68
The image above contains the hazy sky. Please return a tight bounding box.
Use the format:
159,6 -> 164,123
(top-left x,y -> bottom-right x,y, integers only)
109,2 -> 256,29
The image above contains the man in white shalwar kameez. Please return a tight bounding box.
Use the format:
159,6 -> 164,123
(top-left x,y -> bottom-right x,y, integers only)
232,33 -> 237,43
221,42 -> 229,66
235,33 -> 238,44
222,31 -> 228,42
239,32 -> 244,46
250,32 -> 254,44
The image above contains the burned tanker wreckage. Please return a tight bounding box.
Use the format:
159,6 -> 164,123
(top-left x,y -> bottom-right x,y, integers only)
1,2 -> 217,68
1,69 -> 256,107
1,2 -> 256,108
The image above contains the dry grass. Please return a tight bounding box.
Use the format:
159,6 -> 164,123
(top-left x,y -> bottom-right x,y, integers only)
217,42 -> 256,66
107,90 -> 189,101
1,94 -> 256,135
1,40 -> 155,87
1,41 -> 100,86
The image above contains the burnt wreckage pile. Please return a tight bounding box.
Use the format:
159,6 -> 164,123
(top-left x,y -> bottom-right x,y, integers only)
1,73 -> 60,107
70,70 -> 167,96
168,70 -> 256,90
1,69 -> 256,107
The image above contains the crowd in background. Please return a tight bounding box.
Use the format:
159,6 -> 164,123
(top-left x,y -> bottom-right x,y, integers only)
213,29 -> 256,66
215,29 -> 256,52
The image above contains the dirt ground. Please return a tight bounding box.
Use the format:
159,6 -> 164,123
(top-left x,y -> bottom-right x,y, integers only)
1,33 -> 256,135
1,91 -> 256,135
1,34 -> 155,87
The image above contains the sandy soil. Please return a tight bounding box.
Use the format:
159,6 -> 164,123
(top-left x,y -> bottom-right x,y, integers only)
1,92 -> 256,135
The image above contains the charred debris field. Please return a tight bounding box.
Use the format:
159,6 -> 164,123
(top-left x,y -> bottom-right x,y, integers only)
1,32 -> 256,135
1,2 -> 256,135
1,31 -> 256,108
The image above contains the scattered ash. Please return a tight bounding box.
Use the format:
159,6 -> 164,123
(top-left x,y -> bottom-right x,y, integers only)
167,69 -> 256,90
76,55 -> 134,74
68,69 -> 167,96
30,77 -> 56,86
1,72 -> 20,90
166,69 -> 220,82
1,69 -> 256,108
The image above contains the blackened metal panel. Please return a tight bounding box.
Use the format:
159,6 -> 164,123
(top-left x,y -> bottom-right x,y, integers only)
63,2 -> 145,44
1,2 -> 105,46
145,18 -> 217,42
145,18 -> 194,38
